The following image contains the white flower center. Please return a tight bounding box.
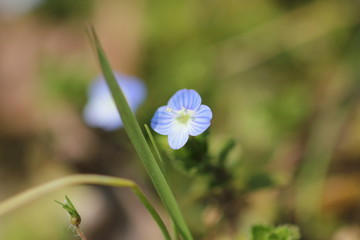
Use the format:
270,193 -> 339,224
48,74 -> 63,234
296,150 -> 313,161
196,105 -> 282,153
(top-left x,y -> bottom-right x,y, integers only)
167,106 -> 194,125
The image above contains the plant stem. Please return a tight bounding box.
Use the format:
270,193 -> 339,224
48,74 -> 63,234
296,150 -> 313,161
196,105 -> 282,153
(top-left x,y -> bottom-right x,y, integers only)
76,226 -> 87,240
0,174 -> 171,240
144,124 -> 165,173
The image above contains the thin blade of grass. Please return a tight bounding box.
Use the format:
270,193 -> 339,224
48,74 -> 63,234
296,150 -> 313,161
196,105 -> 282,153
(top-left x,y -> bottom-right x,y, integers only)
86,25 -> 193,240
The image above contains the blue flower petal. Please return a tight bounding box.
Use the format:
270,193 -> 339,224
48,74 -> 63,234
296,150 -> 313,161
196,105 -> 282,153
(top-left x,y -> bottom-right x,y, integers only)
167,89 -> 202,110
83,94 -> 122,130
168,125 -> 189,149
188,105 -> 213,136
88,78 -> 109,97
116,73 -> 147,111
151,106 -> 177,135
83,72 -> 146,131
150,88 -> 212,150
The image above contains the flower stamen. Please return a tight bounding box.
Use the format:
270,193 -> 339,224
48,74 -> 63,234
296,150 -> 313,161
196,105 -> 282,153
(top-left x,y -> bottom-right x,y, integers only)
176,112 -> 191,124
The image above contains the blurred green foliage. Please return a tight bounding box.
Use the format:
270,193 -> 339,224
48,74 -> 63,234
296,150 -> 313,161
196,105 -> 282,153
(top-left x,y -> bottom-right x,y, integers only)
35,0 -> 94,21
1,0 -> 360,239
251,224 -> 300,240
39,57 -> 92,109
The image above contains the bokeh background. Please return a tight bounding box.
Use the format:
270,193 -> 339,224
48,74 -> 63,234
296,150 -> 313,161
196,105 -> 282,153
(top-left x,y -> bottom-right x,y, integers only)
0,0 -> 360,239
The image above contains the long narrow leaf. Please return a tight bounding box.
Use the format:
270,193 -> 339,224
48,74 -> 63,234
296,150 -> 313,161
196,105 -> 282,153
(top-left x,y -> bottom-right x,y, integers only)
87,26 -> 193,240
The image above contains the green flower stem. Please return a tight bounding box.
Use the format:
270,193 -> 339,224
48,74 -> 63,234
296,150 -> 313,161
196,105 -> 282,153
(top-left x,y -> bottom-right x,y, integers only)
0,174 -> 171,240
144,124 -> 165,172
87,26 -> 193,240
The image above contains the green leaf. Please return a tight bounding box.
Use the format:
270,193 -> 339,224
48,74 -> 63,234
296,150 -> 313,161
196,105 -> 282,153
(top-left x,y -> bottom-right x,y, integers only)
251,224 -> 300,240
251,225 -> 273,240
218,138 -> 236,167
87,26 -> 193,240
272,225 -> 300,240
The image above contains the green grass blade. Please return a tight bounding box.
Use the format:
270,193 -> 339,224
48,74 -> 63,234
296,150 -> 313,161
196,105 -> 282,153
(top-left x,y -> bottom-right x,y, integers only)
87,26 -> 193,240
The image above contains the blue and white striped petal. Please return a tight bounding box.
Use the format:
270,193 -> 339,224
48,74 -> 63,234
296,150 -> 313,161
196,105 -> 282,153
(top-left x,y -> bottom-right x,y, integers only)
188,105 -> 212,136
167,89 -> 202,111
151,88 -> 212,150
151,106 -> 177,135
168,124 -> 190,149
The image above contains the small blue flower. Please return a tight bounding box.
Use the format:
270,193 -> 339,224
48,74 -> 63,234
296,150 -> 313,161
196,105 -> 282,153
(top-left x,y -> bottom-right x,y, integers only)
83,72 -> 146,131
151,89 -> 212,149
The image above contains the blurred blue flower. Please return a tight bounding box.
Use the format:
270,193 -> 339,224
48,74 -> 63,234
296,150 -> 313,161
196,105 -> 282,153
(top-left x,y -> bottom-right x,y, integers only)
151,89 -> 212,149
83,72 -> 146,131
0,0 -> 43,19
